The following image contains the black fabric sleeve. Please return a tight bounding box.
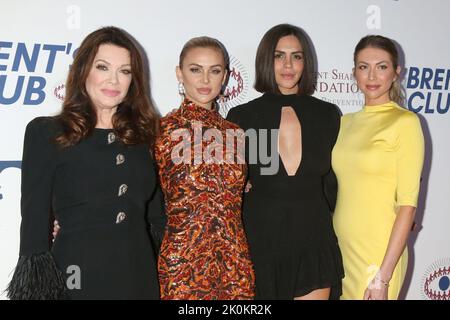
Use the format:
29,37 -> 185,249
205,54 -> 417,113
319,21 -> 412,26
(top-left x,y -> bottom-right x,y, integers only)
146,182 -> 166,255
225,106 -> 240,126
323,105 -> 342,213
7,117 -> 66,300
19,118 -> 56,256
323,168 -> 338,213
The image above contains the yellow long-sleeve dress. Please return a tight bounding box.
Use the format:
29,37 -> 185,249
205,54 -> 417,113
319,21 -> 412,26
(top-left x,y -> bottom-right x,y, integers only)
332,101 -> 424,299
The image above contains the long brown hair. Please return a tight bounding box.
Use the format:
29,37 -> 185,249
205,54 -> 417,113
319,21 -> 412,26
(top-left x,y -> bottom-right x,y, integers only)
254,24 -> 315,95
56,26 -> 159,147
354,35 -> 404,105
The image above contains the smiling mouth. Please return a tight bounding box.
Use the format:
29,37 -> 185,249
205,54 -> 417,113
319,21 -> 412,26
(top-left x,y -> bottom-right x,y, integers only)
281,74 -> 295,79
101,89 -> 121,97
366,85 -> 381,91
197,88 -> 212,95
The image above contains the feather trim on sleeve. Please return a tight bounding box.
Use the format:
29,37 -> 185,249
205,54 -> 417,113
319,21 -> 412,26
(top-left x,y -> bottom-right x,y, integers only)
6,252 -> 66,300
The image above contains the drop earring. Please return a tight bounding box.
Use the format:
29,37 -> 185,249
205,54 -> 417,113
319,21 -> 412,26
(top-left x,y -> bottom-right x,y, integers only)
178,82 -> 185,96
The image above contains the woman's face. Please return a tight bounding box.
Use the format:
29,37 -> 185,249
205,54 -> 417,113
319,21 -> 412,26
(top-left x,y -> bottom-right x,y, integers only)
274,35 -> 304,95
85,43 -> 132,111
176,47 -> 227,109
354,47 -> 400,106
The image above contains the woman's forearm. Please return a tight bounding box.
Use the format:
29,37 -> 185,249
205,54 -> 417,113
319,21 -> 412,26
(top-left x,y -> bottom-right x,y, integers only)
379,205 -> 416,282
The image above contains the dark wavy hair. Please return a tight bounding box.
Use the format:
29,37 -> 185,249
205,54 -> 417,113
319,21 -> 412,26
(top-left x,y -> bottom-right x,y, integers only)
254,24 -> 315,95
55,26 -> 159,147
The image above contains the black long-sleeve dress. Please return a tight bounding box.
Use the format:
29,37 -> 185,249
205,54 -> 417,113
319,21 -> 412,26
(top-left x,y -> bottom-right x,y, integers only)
7,117 -> 165,300
226,93 -> 344,299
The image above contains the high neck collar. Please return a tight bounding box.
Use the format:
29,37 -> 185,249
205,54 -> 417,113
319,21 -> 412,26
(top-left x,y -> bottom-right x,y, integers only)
261,92 -> 307,105
179,98 -> 222,123
93,127 -> 114,131
181,98 -> 217,112
362,101 -> 397,113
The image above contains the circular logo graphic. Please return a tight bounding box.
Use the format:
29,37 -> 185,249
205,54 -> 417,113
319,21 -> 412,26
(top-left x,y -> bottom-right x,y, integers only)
218,55 -> 249,117
53,82 -> 66,101
421,258 -> 450,300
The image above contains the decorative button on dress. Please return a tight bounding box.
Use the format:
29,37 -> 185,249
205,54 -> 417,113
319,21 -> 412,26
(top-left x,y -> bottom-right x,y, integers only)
7,117 -> 163,300
155,99 -> 255,300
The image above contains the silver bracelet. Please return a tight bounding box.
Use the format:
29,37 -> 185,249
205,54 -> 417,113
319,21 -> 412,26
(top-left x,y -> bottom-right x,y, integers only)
375,274 -> 390,287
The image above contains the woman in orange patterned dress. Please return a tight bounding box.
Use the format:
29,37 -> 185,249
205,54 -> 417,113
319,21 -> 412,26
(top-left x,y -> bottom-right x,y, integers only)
154,37 -> 255,300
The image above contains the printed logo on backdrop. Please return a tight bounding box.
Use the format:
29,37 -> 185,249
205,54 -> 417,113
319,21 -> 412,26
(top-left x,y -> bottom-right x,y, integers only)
313,69 -> 364,110
421,258 -> 450,300
406,67 -> 450,114
0,41 -> 75,106
0,161 -> 21,200
54,81 -> 66,101
366,2 -> 401,30
218,55 -> 249,118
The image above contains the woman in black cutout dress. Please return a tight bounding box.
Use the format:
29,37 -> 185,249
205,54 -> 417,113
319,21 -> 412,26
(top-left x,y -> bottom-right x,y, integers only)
226,24 -> 344,299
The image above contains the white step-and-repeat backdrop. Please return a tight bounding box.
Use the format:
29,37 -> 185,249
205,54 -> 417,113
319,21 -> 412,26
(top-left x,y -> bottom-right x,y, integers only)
1,0 -> 449,300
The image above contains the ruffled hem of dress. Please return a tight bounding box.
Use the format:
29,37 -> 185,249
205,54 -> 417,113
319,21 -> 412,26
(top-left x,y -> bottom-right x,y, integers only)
293,239 -> 345,299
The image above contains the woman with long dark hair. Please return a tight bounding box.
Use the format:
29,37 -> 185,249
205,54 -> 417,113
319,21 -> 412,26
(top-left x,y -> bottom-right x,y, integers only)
7,26 -> 164,299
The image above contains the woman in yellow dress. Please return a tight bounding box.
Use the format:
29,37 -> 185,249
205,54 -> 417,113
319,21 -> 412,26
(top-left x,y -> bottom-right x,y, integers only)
332,35 -> 424,300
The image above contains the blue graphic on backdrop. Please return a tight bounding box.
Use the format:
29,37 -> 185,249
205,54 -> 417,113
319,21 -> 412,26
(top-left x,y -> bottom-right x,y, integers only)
0,41 -> 75,105
406,67 -> 450,114
0,161 -> 22,200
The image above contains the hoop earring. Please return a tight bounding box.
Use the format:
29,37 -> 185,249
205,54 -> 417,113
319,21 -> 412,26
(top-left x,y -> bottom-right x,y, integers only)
178,82 -> 185,96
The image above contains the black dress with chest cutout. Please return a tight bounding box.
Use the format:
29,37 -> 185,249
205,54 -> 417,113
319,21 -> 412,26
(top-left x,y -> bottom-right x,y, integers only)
226,93 -> 344,299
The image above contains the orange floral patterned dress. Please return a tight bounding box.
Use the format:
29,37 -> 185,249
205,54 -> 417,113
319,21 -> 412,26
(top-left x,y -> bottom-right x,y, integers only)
155,99 -> 255,300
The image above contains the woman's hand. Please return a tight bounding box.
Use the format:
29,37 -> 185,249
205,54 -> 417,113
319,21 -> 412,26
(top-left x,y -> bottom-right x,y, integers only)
245,181 -> 252,193
363,275 -> 389,300
52,220 -> 60,240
